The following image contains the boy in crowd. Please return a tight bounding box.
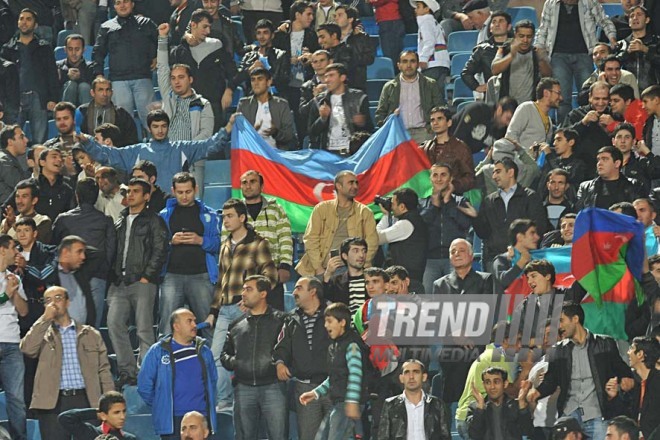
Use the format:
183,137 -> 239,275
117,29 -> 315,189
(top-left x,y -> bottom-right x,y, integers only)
58,391 -> 136,440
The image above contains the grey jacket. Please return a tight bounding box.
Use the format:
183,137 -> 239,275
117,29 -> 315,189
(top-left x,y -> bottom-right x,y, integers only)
237,95 -> 298,150
0,149 -> 30,204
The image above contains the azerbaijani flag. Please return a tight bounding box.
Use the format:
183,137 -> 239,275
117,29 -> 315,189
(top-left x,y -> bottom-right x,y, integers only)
571,208 -> 645,339
230,114 -> 433,233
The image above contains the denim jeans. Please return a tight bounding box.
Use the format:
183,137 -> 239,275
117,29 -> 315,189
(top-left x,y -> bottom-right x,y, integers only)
294,381 -> 333,440
111,78 -> 154,132
378,20 -> 405,70
566,410 -> 607,440
423,258 -> 452,295
234,382 -> 288,440
550,52 -> 593,122
211,303 -> 245,407
0,343 -> 27,440
20,91 -> 48,144
315,402 -> 358,440
159,272 -> 214,341
63,80 -> 92,106
89,277 -> 107,328
456,418 -> 471,440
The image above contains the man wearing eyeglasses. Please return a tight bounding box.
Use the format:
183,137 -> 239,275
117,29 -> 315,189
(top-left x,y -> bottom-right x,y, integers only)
20,285 -> 114,440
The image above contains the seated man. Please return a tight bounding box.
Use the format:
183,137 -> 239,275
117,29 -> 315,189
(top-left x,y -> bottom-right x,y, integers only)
58,391 -> 137,439
605,84 -> 648,140
56,34 -> 93,106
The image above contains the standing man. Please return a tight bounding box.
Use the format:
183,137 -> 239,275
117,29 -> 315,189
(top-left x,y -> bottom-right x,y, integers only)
92,0 -> 158,131
0,8 -> 60,144
0,234 -> 28,440
159,172 -> 220,342
368,0 -> 404,69
297,170 -> 378,276
617,6 -> 660,93
375,50 -> 443,143
334,5 -> 375,93
131,160 -> 173,213
20,285 -> 114,440
108,178 -> 169,389
641,85 -> 660,155
0,124 -> 30,204
299,50 -> 330,142
35,148 -> 76,221
506,78 -> 562,149
138,308 -> 218,439
221,275 -> 287,440
232,169 -> 293,311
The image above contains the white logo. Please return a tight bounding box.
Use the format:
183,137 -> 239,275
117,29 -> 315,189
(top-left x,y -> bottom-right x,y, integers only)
161,355 -> 170,365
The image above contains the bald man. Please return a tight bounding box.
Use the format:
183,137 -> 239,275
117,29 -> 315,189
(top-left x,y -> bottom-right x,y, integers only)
180,411 -> 209,440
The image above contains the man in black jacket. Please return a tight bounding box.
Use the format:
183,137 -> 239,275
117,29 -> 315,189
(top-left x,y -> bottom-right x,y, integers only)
130,160 -> 172,213
616,6 -> 660,92
107,178 -> 168,389
168,0 -> 200,48
334,5 -> 375,93
0,57 -> 20,124
1,8 -> 60,144
57,34 -> 94,107
451,98 -> 517,154
35,148 -> 75,221
273,276 -> 331,440
221,275 -> 287,440
323,237 -> 368,314
528,302 -> 634,438
641,85 -> 659,153
316,22 -> 370,92
379,359 -> 451,440
299,49 -> 330,142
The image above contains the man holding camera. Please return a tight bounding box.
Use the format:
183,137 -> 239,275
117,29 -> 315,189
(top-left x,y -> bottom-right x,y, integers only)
376,188 -> 429,293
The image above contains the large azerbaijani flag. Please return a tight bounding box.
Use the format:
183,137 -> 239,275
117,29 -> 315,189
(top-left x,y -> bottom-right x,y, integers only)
230,114 -> 433,233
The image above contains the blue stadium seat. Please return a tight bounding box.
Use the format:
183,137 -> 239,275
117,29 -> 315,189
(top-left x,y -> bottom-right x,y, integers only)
203,185 -> 233,211
54,46 -> 66,61
369,106 -> 377,126
507,6 -> 538,27
284,293 -> 295,312
123,415 -> 159,440
205,160 -> 232,186
367,79 -> 387,104
360,16 -> 379,35
369,35 -> 383,57
450,52 -> 471,79
47,120 -> 57,138
233,20 -> 246,43
451,78 -> 472,99
447,30 -> 478,55
456,99 -> 473,112
83,45 -> 93,62
367,56 -> 395,80
403,33 -> 417,51
57,29 -> 74,47
23,121 -> 32,140
602,3 -> 623,17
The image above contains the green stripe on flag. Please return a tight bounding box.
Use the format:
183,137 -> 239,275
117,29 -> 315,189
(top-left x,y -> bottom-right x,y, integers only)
582,302 -> 628,340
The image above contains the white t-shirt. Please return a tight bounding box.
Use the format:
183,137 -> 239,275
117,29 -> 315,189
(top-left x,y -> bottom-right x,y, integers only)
328,94 -> 350,151
290,30 -> 306,85
122,213 -> 139,272
0,270 -> 27,343
256,101 -> 277,147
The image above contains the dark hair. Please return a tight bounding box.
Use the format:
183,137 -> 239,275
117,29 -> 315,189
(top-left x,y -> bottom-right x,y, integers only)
398,50 -> 419,62
19,8 -> 38,23
147,109 -> 170,127
223,198 -> 248,224
64,33 -> 85,48
609,201 -> 637,218
54,101 -> 76,118
599,54 -> 622,72
649,254 -> 660,269
635,197 -> 657,213
561,301 -> 585,325
613,122 -> 636,139
0,124 -> 21,149
324,302 -> 351,328
497,96 -> 518,114
127,177 -> 151,195
610,84 -> 635,102
509,218 -> 536,246
430,106 -> 452,120
631,336 -> 660,369
536,77 -> 561,101
364,267 -> 390,282
513,19 -> 535,34
249,67 -> 272,79
556,127 -> 579,144
524,259 -> 556,284
15,217 -> 37,232
245,274 -> 272,295
301,276 -> 324,299
325,62 -> 348,77
385,265 -> 409,280
240,170 -> 264,186
340,237 -> 368,263
490,10 -> 512,24
607,416 -> 640,440
336,5 -> 359,27
401,359 -> 427,374
98,167 -> 120,186
39,147 -> 62,163
318,23 -> 341,40
494,157 -> 519,180
76,178 -> 99,205
15,179 -> 39,198
132,160 -> 158,180
98,391 -> 126,414
432,162 -> 454,175
392,187 -> 419,211
171,63 -> 193,77
59,235 -> 87,254
255,18 -> 275,33
546,168 -> 569,183
628,5 -> 648,17
0,234 -> 13,249
172,171 -> 197,189
597,145 -> 623,165
94,123 -> 122,146
481,366 -> 508,381
641,84 -> 660,100
190,8 -> 213,24
289,0 -> 313,21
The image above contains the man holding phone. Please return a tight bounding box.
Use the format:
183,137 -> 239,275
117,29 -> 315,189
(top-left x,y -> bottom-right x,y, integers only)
56,34 -> 94,106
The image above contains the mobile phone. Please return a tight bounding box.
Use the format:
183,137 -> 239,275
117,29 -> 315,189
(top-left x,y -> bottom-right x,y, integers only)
330,249 -> 339,258
180,228 -> 190,233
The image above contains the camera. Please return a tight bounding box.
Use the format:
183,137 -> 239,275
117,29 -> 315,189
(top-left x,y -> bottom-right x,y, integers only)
374,195 -> 392,211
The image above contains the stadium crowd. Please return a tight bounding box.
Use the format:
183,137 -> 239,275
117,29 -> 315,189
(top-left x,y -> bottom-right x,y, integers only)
0,0 -> 660,438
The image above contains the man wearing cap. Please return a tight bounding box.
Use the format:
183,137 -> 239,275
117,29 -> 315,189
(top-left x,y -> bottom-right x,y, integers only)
553,417 -> 588,440
440,0 -> 493,44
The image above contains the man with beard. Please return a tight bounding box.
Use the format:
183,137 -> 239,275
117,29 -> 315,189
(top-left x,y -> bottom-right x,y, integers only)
506,78 -> 562,149
451,97 -> 517,154
605,84 -> 648,139
1,179 -> 52,243
323,237 -> 369,314
94,167 -> 125,222
43,102 -> 80,177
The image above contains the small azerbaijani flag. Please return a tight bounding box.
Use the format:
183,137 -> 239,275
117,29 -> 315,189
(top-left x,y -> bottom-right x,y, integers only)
230,114 -> 433,233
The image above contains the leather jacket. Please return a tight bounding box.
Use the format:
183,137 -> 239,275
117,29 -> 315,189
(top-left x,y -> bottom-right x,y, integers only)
379,393 -> 452,440
112,207 -> 169,285
221,307 -> 285,386
575,176 -> 641,212
461,39 -> 501,91
467,396 -> 534,440
231,46 -> 291,94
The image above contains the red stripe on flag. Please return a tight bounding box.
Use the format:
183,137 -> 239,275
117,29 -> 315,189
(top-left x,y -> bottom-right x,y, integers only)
504,273 -> 575,315
571,231 -> 635,279
581,269 -> 636,304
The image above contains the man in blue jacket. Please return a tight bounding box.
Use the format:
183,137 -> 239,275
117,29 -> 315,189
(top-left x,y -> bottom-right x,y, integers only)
159,172 -> 220,342
138,308 -> 218,439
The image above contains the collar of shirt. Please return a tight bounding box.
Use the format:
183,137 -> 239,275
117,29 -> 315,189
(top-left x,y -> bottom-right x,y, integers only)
400,73 -> 419,84
102,421 -> 123,435
498,184 -> 518,199
58,263 -> 76,275
56,319 -> 76,332
403,390 -> 426,408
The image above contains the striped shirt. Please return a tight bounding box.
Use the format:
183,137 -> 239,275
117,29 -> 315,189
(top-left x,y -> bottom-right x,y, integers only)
58,321 -> 86,390
171,340 -> 206,416
347,276 -> 367,315
299,309 -> 320,349
169,95 -> 194,141
313,341 -> 363,403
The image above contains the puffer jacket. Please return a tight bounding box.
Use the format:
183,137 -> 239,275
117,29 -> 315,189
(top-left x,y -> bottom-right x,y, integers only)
379,393 -> 452,440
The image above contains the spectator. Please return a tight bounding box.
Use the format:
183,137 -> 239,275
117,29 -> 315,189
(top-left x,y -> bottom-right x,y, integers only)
632,198 -> 659,256
137,308 -> 218,439
231,19 -> 290,96
492,219 -> 540,292
58,391 -> 137,440
57,35 -> 94,107
73,146 -> 102,182
35,148 -> 76,221
76,78 -> 140,147
237,68 -> 298,150
368,0 -> 404,69
315,23 -> 353,82
614,122 -> 656,194
42,102 -> 81,177
307,63 -> 373,153
602,0 -> 640,41
172,9 -> 237,131
221,275 -> 287,440
130,160 -> 172,213
473,157 -> 548,272
466,366 -> 534,440
93,123 -> 123,147
539,169 -> 574,231
438,0 -> 503,42
313,0 -> 338,31
299,49 -> 331,142
605,417 -> 641,440
607,84 -> 648,139
77,109 -> 233,191
200,0 -> 244,56
575,145 -> 640,211
534,0 -> 617,122
379,359 -> 451,440
536,128 -> 587,197
451,98 -> 517,154
297,170 -> 378,276
506,77 -> 561,149
432,237 -> 493,296
1,9 -> 60,145
273,276 -> 332,440
180,411 -> 210,440
552,417 -> 588,440
579,53 -> 640,106
323,237 -> 369,313
20,285 -> 114,440
108,178 -> 169,390
334,5 -> 375,93
414,0 -> 449,99
491,20 -> 552,105
1,179 -> 52,244
562,81 -> 613,173
207,198 -> 277,410
133,0 -> 174,25
420,107 -> 475,192
233,0 -> 284,42
541,212 -> 576,248
92,0 -> 158,131
168,0 -> 200,48
375,50 -> 443,143
641,85 -> 660,155
461,0 -> 494,44
52,178 -> 116,328
0,234 -> 28,440
0,124 -> 30,204
461,11 -> 512,95
528,302 -> 634,438
159,172 -> 219,342
0,59 -> 19,124
617,6 -> 660,92
94,167 -> 125,222
420,164 -> 474,294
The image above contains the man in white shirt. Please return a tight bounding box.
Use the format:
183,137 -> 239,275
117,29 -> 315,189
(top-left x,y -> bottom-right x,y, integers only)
94,167 -> 125,222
